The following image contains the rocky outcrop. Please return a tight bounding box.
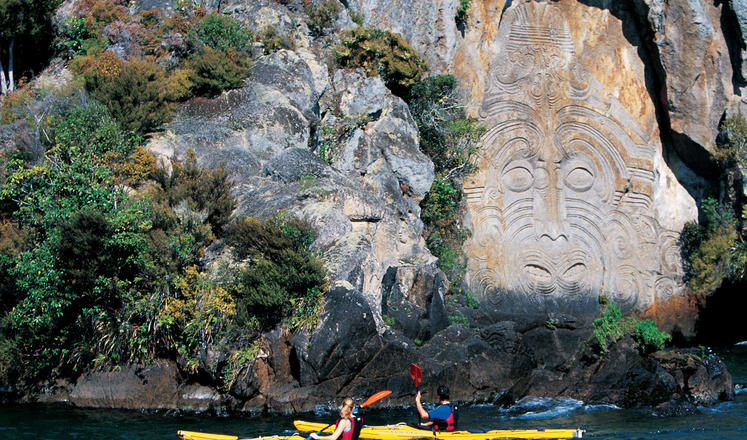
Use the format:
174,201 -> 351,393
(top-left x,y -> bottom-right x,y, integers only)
35,327 -> 732,416
515,337 -> 735,416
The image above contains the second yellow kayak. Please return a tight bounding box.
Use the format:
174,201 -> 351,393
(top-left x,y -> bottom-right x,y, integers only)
292,420 -> 584,440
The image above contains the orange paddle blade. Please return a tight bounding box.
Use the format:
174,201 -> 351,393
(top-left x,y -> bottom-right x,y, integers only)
409,363 -> 422,387
360,390 -> 392,408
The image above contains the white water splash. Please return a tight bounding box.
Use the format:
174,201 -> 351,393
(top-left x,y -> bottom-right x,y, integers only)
498,397 -> 619,419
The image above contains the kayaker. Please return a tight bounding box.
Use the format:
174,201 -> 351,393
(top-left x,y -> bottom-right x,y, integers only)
310,398 -> 357,440
415,385 -> 457,431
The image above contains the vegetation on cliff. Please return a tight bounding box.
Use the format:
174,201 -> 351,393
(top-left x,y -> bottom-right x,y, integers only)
592,298 -> 672,355
335,27 -> 429,98
680,114 -> 747,296
406,74 -> 484,308
0,86 -> 327,388
59,1 -> 254,134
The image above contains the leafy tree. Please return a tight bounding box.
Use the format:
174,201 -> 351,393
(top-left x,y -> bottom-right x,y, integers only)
0,102 -> 145,379
225,215 -> 326,328
408,75 -> 484,297
679,197 -> 738,295
0,0 -> 60,94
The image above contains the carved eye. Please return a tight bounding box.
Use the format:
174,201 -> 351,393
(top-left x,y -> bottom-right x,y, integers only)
565,167 -> 594,192
502,166 -> 534,192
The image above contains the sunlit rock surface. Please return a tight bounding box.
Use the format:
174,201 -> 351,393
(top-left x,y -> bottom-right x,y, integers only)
462,0 -> 693,321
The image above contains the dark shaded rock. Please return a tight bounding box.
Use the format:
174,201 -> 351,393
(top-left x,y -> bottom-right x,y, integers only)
292,285 -> 384,390
68,360 -> 180,410
552,337 -> 734,414
381,262 -> 449,342
652,350 -> 735,405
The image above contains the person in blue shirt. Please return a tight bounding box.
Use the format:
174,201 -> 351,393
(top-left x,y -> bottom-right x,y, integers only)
414,385 -> 457,430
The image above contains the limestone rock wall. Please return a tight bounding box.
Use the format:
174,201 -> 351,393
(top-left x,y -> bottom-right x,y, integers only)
462,1 -> 692,320
351,0 -> 747,324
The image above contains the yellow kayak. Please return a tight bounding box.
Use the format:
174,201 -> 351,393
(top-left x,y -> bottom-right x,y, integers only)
177,432 -> 307,440
293,421 -> 584,440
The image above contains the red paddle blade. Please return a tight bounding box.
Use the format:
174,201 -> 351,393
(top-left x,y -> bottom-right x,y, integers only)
360,390 -> 392,408
410,363 -> 422,387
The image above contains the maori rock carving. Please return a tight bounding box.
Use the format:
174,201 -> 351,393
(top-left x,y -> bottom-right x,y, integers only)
464,0 -> 686,316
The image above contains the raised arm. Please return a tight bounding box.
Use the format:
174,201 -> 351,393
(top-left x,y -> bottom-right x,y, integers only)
415,391 -> 429,419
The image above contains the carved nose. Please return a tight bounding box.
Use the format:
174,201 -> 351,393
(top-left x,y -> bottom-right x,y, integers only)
533,180 -> 569,241
536,219 -> 568,242
531,158 -> 569,241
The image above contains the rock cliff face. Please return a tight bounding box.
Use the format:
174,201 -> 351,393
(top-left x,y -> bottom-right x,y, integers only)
350,0 -> 747,329
40,0 -> 742,415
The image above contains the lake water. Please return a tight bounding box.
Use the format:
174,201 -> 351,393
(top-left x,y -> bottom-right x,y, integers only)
1,345 -> 745,440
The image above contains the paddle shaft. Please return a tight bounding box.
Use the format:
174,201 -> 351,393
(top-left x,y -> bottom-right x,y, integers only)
305,423 -> 334,440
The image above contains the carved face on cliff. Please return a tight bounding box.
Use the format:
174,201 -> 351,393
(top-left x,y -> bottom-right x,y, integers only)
464,1 -> 684,315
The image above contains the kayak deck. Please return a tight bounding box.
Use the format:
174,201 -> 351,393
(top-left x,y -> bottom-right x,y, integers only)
177,431 -> 306,440
293,420 -> 583,440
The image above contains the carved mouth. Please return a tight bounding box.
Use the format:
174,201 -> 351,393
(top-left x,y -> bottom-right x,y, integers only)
519,248 -> 594,295
522,263 -> 556,294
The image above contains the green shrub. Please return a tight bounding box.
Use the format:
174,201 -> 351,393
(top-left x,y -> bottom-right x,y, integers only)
349,9 -> 364,27
58,16 -> 95,57
714,113 -> 747,168
592,302 -> 671,355
185,47 -> 251,97
448,314 -> 469,326
633,320 -> 671,354
49,100 -> 138,161
421,177 -> 459,226
151,150 -> 235,236
455,0 -> 471,29
408,75 -> 484,177
225,215 -> 327,328
77,54 -> 172,134
592,302 -> 628,352
686,226 -> 736,294
306,0 -> 341,37
335,27 -> 428,97
679,197 -> 738,295
193,13 -> 253,52
258,26 -> 291,55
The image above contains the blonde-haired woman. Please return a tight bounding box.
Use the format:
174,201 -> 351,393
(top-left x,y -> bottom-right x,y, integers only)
310,398 -> 357,440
